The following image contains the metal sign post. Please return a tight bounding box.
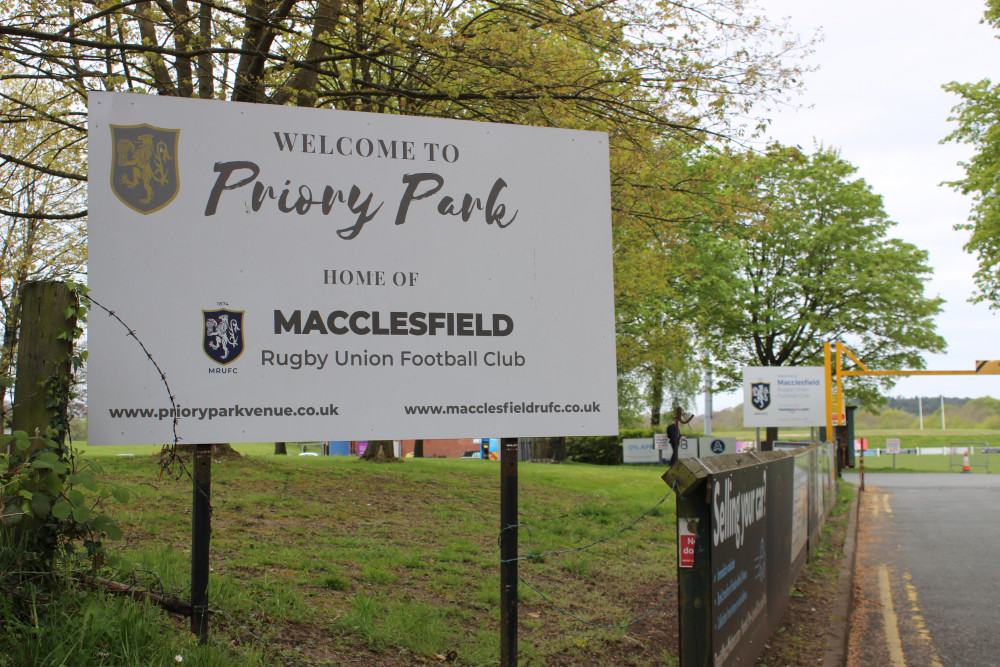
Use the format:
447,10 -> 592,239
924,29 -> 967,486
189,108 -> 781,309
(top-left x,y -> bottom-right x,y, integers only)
191,444 -> 212,643
499,437 -> 519,665
886,438 -> 900,470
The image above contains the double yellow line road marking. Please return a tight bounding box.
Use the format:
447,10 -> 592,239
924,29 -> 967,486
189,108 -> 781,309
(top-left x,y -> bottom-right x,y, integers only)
871,490 -> 942,667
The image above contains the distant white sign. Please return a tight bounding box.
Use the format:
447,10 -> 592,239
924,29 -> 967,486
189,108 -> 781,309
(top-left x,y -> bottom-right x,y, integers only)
742,367 -> 825,427
886,438 -> 901,454
622,438 -> 659,464
87,92 -> 617,445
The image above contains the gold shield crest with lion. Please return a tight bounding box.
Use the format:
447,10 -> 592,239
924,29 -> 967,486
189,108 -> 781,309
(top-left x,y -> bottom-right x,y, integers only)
110,124 -> 179,214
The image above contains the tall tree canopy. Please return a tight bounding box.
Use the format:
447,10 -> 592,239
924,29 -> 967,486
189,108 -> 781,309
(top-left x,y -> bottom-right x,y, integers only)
0,80 -> 87,413
694,145 -> 946,403
0,0 -> 811,408
0,0 -> 807,168
943,0 -> 1000,307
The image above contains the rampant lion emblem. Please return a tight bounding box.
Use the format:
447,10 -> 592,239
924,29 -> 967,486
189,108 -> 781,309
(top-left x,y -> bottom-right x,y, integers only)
750,382 -> 771,411
110,124 -> 179,214
203,310 -> 244,365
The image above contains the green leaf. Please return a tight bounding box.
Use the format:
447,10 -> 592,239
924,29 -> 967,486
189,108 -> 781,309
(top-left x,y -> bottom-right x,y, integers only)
33,452 -> 69,475
18,489 -> 34,500
92,514 -> 123,540
72,505 -> 91,523
36,451 -> 61,464
42,472 -> 64,495
67,488 -> 85,506
111,486 -> 130,503
51,499 -> 72,519
31,493 -> 51,517
69,471 -> 97,490
0,434 -> 13,447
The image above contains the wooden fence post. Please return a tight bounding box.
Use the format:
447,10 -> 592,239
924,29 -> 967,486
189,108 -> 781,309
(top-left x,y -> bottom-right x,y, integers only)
11,281 -> 75,449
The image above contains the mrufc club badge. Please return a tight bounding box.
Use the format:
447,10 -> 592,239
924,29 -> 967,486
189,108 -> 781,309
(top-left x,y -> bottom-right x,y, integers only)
204,310 -> 244,365
110,124 -> 179,214
751,382 -> 771,411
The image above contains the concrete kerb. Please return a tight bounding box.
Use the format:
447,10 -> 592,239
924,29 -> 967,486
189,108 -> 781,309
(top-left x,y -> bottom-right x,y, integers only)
822,485 -> 860,667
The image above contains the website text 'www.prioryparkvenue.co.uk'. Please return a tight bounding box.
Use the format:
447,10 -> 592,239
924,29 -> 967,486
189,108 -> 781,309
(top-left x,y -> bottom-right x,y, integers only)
107,403 -> 340,422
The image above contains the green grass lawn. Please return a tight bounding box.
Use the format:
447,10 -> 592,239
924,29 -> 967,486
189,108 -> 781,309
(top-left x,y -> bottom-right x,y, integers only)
2,438 -> 863,666
64,450 -> 685,665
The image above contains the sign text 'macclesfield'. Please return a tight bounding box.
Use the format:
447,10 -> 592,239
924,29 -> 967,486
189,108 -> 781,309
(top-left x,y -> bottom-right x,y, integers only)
274,309 -> 513,337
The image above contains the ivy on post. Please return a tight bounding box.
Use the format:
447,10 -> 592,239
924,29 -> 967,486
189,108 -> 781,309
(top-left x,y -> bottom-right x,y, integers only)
1,281 -> 127,586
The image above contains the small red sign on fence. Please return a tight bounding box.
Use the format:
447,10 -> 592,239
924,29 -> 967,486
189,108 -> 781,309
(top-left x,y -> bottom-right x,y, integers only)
680,535 -> 695,568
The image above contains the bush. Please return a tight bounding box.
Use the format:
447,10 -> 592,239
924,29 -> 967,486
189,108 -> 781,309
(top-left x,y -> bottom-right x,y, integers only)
1,431 -> 127,596
565,427 -> 670,465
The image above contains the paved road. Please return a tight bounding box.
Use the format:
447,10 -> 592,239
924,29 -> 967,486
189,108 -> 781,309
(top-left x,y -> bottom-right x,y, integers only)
843,472 -> 1000,667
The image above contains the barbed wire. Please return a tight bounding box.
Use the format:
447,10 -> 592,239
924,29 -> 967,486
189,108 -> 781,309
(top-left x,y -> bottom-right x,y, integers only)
84,293 -> 193,484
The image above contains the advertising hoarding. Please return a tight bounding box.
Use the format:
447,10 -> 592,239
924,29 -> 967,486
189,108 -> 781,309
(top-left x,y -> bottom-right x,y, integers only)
708,458 -> 794,667
88,92 -> 617,444
622,438 -> 659,464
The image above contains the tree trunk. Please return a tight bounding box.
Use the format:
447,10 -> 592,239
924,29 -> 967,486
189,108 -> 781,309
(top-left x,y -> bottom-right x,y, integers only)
274,441 -> 287,455
648,365 -> 664,426
552,437 -> 566,463
359,439 -> 396,462
762,426 -> 778,452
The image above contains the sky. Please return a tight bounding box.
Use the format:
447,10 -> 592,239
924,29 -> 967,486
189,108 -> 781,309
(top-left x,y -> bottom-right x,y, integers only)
707,0 -> 1000,412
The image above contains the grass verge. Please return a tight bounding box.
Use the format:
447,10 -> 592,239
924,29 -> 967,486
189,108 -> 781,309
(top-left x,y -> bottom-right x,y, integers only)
7,445 -> 859,666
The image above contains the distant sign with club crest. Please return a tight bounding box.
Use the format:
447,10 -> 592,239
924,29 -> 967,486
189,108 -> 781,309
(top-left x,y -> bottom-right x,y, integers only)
743,367 -> 825,428
88,92 -> 617,445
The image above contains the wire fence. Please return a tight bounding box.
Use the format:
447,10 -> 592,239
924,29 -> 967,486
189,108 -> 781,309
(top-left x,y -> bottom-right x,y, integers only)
499,481 -> 680,631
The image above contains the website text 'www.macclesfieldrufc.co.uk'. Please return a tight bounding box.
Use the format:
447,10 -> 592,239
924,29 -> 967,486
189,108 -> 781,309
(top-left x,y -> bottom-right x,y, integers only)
106,400 -> 601,422
402,401 -> 601,415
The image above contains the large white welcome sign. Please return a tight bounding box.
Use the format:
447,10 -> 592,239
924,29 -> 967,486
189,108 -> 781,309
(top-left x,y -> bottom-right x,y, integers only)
88,92 -> 617,445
